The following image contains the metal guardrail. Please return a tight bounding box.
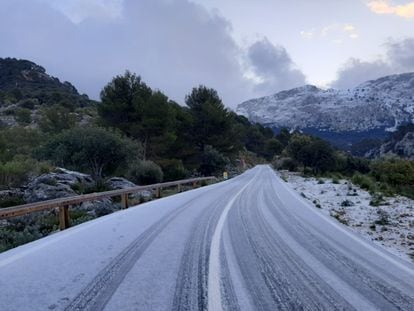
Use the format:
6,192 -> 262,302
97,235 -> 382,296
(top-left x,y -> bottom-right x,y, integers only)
0,176 -> 216,230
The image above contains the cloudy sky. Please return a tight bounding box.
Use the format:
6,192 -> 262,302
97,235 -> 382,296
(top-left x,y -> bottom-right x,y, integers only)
0,0 -> 413,108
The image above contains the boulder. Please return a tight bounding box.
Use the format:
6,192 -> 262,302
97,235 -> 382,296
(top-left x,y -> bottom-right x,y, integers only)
24,181 -> 76,203
105,177 -> 152,199
105,177 -> 136,190
80,199 -> 115,217
23,167 -> 94,203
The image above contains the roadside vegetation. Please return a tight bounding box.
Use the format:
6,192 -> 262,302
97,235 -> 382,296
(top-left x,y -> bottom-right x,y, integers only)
272,126 -> 414,199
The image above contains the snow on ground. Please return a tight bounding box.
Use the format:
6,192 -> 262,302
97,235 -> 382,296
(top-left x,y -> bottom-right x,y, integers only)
276,170 -> 414,262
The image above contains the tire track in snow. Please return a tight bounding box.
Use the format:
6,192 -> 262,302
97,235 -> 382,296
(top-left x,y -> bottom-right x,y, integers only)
65,185 -> 227,311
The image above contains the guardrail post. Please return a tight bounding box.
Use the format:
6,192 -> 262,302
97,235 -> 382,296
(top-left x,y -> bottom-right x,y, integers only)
156,187 -> 162,198
177,184 -> 181,193
59,205 -> 70,230
121,193 -> 129,209
192,181 -> 197,189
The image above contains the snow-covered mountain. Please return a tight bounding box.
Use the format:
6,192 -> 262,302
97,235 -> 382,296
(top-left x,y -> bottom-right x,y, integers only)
237,73 -> 414,149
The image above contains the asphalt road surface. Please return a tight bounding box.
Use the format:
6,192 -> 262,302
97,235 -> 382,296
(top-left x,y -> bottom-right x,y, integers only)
0,166 -> 413,310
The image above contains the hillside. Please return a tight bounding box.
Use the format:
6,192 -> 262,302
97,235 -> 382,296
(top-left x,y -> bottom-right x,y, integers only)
237,73 -> 414,149
0,58 -> 96,127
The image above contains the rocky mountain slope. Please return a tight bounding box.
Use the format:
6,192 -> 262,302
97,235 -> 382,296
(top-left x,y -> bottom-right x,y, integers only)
0,58 -> 96,128
367,124 -> 414,159
237,73 -> 414,149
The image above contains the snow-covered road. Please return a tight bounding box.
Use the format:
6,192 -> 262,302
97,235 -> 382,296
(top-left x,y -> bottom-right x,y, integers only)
0,166 -> 413,310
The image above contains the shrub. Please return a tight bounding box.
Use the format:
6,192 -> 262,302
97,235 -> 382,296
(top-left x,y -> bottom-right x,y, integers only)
127,160 -> 163,185
352,174 -> 376,192
37,127 -> 141,180
19,99 -> 37,110
371,159 -> 414,187
0,196 -> 25,208
341,200 -> 354,207
0,127 -> 45,163
0,157 -> 52,189
370,194 -> 384,207
159,159 -> 188,181
38,104 -> 76,133
199,145 -> 229,176
375,209 -> 390,225
15,108 -> 32,125
279,158 -> 298,171
332,177 -> 340,184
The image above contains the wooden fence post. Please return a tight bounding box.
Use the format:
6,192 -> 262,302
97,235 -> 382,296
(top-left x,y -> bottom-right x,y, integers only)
156,187 -> 162,198
121,193 -> 129,209
177,184 -> 181,193
192,181 -> 197,189
59,205 -> 70,230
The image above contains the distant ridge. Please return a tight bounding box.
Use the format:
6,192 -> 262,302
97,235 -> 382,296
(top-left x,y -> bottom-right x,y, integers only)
237,72 -> 414,149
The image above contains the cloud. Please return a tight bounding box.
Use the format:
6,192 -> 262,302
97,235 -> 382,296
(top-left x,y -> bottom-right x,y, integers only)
0,0 -> 264,108
246,38 -> 306,94
300,30 -> 314,40
343,24 -> 356,32
46,0 -> 124,23
331,58 -> 392,89
0,0 -> 308,107
386,37 -> 414,69
367,0 -> 414,19
301,24 -> 359,41
331,37 -> 414,88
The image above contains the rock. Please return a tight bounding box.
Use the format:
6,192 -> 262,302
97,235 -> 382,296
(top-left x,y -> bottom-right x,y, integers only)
80,199 -> 114,217
105,177 -> 153,199
23,168 -> 94,203
53,167 -> 95,187
407,234 -> 414,240
24,181 -> 76,203
105,177 -> 136,190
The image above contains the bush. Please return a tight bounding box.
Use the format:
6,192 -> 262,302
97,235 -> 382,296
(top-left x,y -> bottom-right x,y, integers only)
0,196 -> 25,208
276,158 -> 298,171
0,157 -> 51,188
370,194 -> 385,207
15,108 -> 32,125
19,98 -> 37,110
375,209 -> 390,225
332,177 -> 340,184
0,127 -> 45,163
38,104 -> 76,133
341,200 -> 354,207
127,160 -> 163,185
371,159 -> 414,187
352,174 -> 376,192
37,127 -> 141,180
199,145 -> 229,176
159,159 -> 188,181
287,134 -> 336,174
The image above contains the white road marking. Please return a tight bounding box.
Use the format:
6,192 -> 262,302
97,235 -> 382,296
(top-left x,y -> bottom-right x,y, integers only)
208,171 -> 258,311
